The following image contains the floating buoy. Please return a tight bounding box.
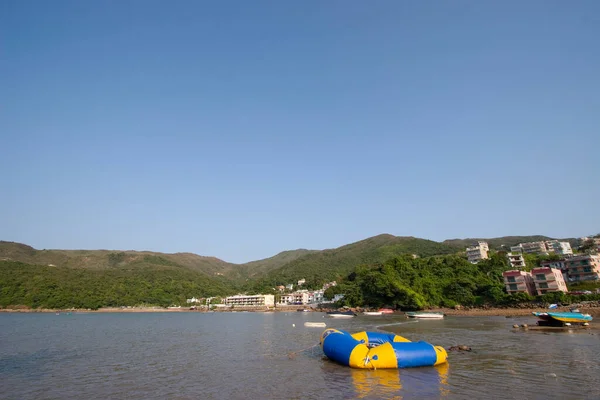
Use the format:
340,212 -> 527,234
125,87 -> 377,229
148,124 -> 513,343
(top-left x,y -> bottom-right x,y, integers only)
292,323 -> 295,327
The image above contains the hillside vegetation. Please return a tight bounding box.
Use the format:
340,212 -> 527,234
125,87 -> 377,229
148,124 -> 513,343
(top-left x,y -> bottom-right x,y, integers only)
2,233 -> 593,310
0,241 -> 236,276
228,249 -> 319,281
328,253 -> 600,310
246,235 -> 462,291
0,259 -> 234,309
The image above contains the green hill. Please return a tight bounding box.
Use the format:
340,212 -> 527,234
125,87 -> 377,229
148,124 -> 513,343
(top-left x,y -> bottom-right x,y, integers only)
246,234 -> 462,290
229,249 -> 319,281
0,241 -> 236,276
0,259 -> 234,309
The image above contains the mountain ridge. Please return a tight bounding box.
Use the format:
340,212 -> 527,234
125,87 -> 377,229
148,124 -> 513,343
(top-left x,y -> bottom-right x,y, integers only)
0,233 -> 580,284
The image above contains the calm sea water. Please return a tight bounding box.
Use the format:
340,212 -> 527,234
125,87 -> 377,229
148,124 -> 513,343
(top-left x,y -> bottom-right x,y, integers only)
1,312 -> 599,400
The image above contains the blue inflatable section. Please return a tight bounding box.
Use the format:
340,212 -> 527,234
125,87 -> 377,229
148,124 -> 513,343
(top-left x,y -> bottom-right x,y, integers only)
393,341 -> 438,368
321,329 -> 357,366
365,331 -> 397,346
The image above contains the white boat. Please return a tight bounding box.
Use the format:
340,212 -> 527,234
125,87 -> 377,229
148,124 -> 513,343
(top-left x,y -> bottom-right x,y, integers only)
363,311 -> 383,316
327,311 -> 356,318
304,322 -> 327,328
405,312 -> 444,319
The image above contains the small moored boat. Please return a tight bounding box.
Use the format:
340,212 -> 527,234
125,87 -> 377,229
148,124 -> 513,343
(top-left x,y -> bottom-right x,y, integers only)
532,311 -> 592,326
327,311 -> 356,318
363,311 -> 383,316
405,312 -> 445,319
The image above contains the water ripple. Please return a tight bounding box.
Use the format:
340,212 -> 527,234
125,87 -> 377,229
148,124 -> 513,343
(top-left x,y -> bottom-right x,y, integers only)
1,313 -> 599,399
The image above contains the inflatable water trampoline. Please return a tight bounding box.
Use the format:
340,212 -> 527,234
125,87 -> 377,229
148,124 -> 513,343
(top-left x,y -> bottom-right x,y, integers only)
320,329 -> 447,369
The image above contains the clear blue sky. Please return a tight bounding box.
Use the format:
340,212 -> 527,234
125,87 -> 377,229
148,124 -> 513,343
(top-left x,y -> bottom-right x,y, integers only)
2,1 -> 599,263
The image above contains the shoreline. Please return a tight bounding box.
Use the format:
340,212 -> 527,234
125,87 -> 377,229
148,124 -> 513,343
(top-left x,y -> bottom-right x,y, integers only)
427,306 -> 600,318
2,305 -> 600,317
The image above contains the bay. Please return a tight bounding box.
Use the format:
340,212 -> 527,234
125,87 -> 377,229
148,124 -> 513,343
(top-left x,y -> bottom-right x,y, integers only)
1,312 -> 598,399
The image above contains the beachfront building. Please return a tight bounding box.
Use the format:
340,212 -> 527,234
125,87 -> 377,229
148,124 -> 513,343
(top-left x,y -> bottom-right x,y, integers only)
507,247 -> 526,269
503,270 -> 536,296
466,241 -> 489,264
278,291 -> 310,305
308,290 -> 324,304
530,267 -> 568,295
565,255 -> 600,282
224,294 -> 275,307
279,294 -> 293,304
186,297 -> 203,304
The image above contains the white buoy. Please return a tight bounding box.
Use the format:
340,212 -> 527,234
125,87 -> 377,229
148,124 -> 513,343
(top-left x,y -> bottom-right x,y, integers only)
292,323 -> 295,327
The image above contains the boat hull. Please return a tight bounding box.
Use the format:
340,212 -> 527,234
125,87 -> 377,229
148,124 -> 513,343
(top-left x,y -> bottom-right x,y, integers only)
406,312 -> 444,319
532,312 -> 592,324
327,311 -> 356,318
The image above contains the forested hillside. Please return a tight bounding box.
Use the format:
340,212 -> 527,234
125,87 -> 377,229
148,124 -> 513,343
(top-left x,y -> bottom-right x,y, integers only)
326,253 -> 600,310
245,235 -> 461,291
0,259 -> 235,309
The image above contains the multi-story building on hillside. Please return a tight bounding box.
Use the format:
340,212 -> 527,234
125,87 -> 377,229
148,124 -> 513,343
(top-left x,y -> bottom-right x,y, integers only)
466,241 -> 489,264
476,241 -> 489,252
520,241 -> 549,255
503,270 -> 536,296
540,259 -> 568,282
507,246 -> 526,269
545,240 -> 573,255
530,267 -> 568,295
565,255 -> 600,282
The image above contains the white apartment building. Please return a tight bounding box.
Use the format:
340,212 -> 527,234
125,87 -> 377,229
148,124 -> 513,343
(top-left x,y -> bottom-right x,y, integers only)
507,249 -> 526,269
466,242 -> 489,264
517,240 -> 572,255
224,294 -> 275,307
520,241 -> 549,255
278,292 -> 309,305
545,240 -> 573,255
308,290 -> 324,304
476,241 -> 489,252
